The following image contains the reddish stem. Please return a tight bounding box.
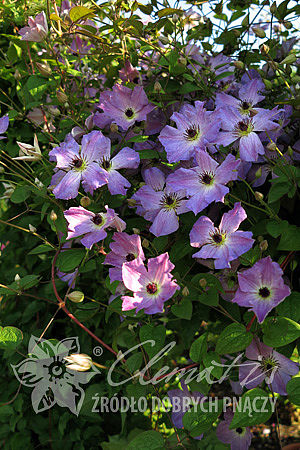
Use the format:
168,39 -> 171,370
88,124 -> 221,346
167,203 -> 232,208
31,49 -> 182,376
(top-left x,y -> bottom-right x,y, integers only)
51,249 -> 118,356
246,313 -> 256,332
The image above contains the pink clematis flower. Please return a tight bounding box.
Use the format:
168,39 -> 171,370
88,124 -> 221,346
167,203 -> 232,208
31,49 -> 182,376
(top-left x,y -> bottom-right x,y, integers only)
121,253 -> 180,314
232,256 -> 291,323
64,206 -> 126,249
104,232 -> 145,282
99,84 -> 155,131
190,203 -> 254,269
19,12 -> 48,42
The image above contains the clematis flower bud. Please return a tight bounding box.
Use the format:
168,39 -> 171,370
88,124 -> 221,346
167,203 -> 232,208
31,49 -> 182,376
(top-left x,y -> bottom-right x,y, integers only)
255,191 -> 264,202
57,91 -> 68,103
50,210 -> 57,221
67,291 -> 84,303
182,286 -> 189,296
36,61 -> 52,77
259,240 -> 268,251
233,60 -> 244,70
252,26 -> 266,38
64,354 -> 93,371
80,196 -> 91,208
14,134 -> 41,161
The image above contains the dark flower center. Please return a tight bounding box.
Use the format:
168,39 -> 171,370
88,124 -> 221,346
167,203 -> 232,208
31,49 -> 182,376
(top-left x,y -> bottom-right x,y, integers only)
165,196 -> 174,206
102,159 -> 110,170
92,214 -> 103,226
201,173 -> 213,185
236,427 -> 243,434
187,128 -> 197,138
126,253 -> 135,262
133,77 -> 139,84
125,108 -> 134,118
238,121 -> 248,132
241,101 -> 250,110
146,282 -> 158,294
73,158 -> 83,169
259,287 -> 270,298
212,233 -> 223,244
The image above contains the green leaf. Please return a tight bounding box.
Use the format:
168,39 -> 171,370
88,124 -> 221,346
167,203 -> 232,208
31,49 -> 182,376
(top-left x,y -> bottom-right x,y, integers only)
56,249 -> 86,272
276,292 -> 300,322
230,388 -> 273,428
25,76 -> 49,100
203,352 -> 223,379
190,333 -> 207,363
216,323 -> 253,355
139,325 -> 166,360
10,185 -> 31,203
0,326 -> 23,349
278,225 -> 300,251
199,287 -> 219,306
127,430 -> 164,449
157,7 -> 182,18
268,181 -> 289,203
69,6 -> 95,22
262,317 -> 300,347
287,377 -> 300,406
183,400 -> 223,437
172,299 -> 193,320
28,244 -> 54,255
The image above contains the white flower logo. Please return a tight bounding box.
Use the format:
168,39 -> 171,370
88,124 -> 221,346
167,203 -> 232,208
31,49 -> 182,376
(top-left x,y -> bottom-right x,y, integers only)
11,336 -> 99,415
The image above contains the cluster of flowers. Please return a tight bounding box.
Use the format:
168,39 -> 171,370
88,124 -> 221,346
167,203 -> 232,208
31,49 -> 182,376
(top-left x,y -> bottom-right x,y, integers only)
15,10 -> 299,448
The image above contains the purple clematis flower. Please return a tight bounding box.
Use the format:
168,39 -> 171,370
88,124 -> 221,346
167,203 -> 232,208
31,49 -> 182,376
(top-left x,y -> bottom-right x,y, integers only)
216,108 -> 278,162
232,256 -> 291,323
0,115 -> 9,139
239,338 -> 299,395
49,131 -> 110,199
104,232 -> 145,282
168,381 -> 204,439
64,206 -> 126,249
167,152 -> 240,215
19,12 -> 48,41
121,252 -> 179,314
158,101 -> 220,163
215,78 -> 265,117
216,409 -> 252,450
96,146 -> 140,195
99,84 -> 155,131
132,167 -> 189,236
189,203 -> 254,269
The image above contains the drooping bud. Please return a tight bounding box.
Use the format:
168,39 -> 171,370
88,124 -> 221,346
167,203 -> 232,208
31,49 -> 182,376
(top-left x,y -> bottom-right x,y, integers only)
255,167 -> 262,179
259,240 -> 268,251
36,61 -> 52,77
110,123 -> 118,133
260,43 -> 270,54
182,286 -> 190,296
80,196 -> 91,208
50,210 -> 57,221
29,224 -> 37,233
64,354 -> 93,371
199,278 -> 207,288
67,291 -> 84,303
255,191 -> 264,202
281,53 -> 297,65
252,26 -> 266,38
270,2 -> 277,14
267,141 -> 277,152
233,60 -> 245,70
154,81 -> 162,93
172,13 -> 179,22
142,238 -> 149,248
14,134 -> 42,161
127,198 -> 137,207
159,35 -> 169,45
178,56 -> 187,66
57,90 -> 68,103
